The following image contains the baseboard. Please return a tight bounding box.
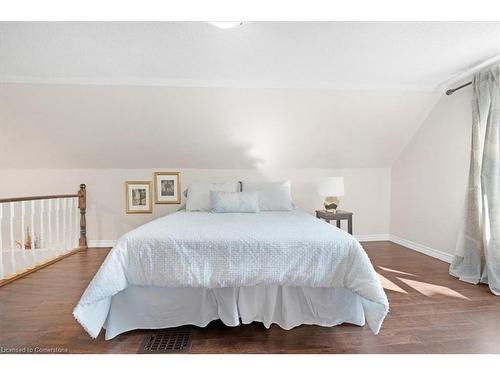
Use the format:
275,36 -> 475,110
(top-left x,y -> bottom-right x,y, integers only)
390,235 -> 453,263
355,234 -> 391,242
87,240 -> 117,248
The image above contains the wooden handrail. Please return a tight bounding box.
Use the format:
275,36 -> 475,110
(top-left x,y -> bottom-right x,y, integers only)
0,194 -> 78,203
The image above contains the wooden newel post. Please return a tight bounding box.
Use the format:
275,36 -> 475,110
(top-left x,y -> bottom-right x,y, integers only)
78,184 -> 87,248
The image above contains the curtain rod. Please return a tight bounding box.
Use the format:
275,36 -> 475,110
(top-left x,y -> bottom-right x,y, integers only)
443,54 -> 499,96
446,81 -> 472,96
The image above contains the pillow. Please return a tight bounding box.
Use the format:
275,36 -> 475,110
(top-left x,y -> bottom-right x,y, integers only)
186,182 -> 240,211
210,191 -> 260,213
241,181 -> 293,211
183,181 -> 241,197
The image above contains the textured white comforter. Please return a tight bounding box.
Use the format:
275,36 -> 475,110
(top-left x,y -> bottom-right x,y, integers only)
74,210 -> 389,338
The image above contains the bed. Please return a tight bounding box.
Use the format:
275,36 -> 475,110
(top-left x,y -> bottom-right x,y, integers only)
73,208 -> 389,340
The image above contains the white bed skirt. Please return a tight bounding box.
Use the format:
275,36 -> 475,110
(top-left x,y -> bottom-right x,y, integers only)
103,285 -> 366,340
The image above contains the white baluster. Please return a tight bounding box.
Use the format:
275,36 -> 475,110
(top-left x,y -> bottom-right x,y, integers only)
62,198 -> 67,254
55,199 -> 60,256
30,200 -> 35,266
71,198 -> 78,249
48,199 -> 53,259
71,197 -> 75,249
9,202 -> 15,275
38,199 -> 47,262
66,198 -> 73,251
71,198 -> 77,249
39,199 -> 45,251
20,201 -> 27,269
75,198 -> 79,248
0,204 -> 4,280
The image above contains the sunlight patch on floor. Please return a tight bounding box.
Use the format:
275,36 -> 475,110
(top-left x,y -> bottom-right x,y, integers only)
377,273 -> 408,294
397,277 -> 470,300
378,266 -> 416,277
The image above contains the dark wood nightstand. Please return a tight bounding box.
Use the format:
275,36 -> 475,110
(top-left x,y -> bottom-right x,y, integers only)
315,210 -> 353,234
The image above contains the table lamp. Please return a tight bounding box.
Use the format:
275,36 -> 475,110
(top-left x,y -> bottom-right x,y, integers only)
318,177 -> 345,212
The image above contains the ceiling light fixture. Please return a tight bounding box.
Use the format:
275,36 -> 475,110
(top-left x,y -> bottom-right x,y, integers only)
209,22 -> 243,29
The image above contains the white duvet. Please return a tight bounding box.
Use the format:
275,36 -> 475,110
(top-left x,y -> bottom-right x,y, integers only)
74,210 -> 389,338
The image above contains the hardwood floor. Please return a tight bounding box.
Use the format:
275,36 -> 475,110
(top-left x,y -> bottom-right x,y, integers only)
0,241 -> 499,354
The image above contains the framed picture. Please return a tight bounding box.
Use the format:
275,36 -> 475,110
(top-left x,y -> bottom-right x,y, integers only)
154,172 -> 181,204
125,181 -> 153,214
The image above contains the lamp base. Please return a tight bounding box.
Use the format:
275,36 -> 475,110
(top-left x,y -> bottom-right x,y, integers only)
324,196 -> 340,212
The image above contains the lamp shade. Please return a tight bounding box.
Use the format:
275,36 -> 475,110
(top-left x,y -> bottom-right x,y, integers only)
318,177 -> 345,197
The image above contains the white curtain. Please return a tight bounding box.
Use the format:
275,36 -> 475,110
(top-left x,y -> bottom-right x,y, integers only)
450,64 -> 500,295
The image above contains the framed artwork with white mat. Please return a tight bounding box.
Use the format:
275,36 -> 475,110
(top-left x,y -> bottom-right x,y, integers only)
154,172 -> 181,204
125,181 -> 153,214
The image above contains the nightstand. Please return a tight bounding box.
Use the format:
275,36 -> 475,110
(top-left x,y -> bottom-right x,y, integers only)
315,210 -> 353,235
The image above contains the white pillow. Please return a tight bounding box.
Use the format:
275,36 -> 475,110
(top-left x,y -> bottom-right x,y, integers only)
241,180 -> 293,211
186,182 -> 240,211
183,182 -> 241,198
210,191 -> 260,213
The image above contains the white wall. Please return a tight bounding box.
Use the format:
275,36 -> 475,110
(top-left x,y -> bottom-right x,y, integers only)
0,168 -> 391,244
0,83 -> 434,169
390,87 -> 472,257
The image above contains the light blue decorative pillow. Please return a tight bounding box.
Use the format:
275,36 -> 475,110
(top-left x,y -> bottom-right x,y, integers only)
210,191 -> 260,213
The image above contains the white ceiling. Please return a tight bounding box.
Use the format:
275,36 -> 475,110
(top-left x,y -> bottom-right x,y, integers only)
0,22 -> 499,169
0,22 -> 499,89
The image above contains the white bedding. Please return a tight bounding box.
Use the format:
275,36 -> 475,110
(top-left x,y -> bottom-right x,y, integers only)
74,210 -> 389,338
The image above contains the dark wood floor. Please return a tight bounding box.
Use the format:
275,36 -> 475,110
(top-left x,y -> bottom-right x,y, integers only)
0,241 -> 499,354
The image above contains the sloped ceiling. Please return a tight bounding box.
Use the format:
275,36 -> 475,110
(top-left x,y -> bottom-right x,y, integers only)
0,22 -> 499,169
